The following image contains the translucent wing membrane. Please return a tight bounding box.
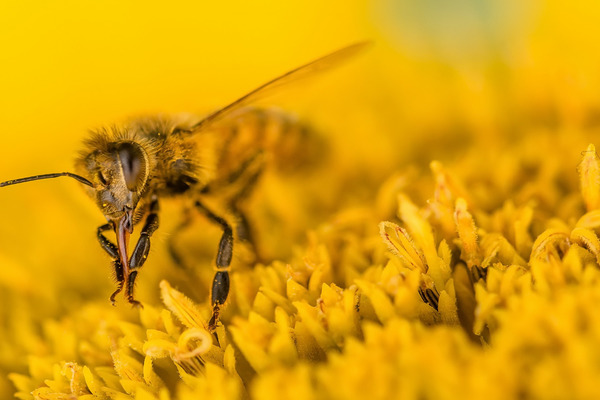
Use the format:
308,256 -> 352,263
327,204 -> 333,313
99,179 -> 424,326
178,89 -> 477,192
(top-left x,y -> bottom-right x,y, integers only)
189,41 -> 371,133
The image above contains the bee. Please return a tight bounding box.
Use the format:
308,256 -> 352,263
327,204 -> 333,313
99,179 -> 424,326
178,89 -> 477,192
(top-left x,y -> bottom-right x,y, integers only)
0,42 -> 368,330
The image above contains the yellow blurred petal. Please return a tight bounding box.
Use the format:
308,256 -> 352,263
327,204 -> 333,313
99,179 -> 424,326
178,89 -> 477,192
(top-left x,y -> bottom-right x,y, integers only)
82,366 -> 107,399
473,285 -> 501,335
452,262 -> 478,341
575,210 -> 600,229
562,245 -> 585,282
430,160 -> 471,207
159,280 -> 206,330
286,278 -> 311,303
142,356 -> 165,392
179,363 -> 243,400
112,349 -> 144,385
513,205 -> 534,258
8,373 -> 36,399
438,282 -> 459,326
175,328 -> 213,361
354,280 -> 396,324
481,233 -> 527,267
229,312 -> 275,372
293,321 -> 327,362
398,195 -> 441,276
578,143 -> 600,211
101,387 -> 135,400
454,197 -> 482,269
438,239 -> 453,271
379,221 -> 427,273
251,291 -> 276,321
294,302 -> 339,352
251,364 -> 316,400
259,287 -> 297,316
530,229 -> 570,261
94,367 -> 123,392
134,386 -> 160,400
570,227 -> 600,265
60,363 -> 88,396
160,310 -> 181,337
268,308 -> 299,365
117,321 -> 146,355
120,379 -> 149,396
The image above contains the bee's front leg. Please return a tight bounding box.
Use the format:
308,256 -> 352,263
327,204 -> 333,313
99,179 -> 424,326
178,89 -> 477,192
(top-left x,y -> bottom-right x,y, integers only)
194,200 -> 232,332
97,223 -> 125,305
126,198 -> 160,307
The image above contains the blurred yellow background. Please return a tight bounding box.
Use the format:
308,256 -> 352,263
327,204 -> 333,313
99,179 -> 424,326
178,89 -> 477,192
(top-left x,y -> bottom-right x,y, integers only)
2,0 -> 600,396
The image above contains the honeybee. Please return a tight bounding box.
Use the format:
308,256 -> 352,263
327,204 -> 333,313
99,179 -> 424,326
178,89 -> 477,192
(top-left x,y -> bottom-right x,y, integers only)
0,42 -> 368,330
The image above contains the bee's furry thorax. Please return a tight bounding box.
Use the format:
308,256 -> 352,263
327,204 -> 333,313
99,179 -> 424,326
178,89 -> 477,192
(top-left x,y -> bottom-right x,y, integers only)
75,115 -> 215,199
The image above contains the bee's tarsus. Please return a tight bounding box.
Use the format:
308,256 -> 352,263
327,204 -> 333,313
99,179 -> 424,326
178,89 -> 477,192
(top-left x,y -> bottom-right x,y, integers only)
208,305 -> 221,332
128,298 -> 143,309
110,285 -> 123,305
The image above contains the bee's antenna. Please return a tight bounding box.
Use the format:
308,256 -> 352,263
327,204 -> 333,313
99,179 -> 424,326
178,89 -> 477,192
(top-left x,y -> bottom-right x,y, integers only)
0,172 -> 94,188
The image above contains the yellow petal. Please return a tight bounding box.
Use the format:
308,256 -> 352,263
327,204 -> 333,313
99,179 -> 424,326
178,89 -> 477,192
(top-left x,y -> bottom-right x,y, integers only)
575,210 -> 600,229
530,228 -> 570,261
570,227 -> 600,265
143,356 -> 165,392
454,197 -> 482,269
379,221 -> 427,273
578,143 -> 600,211
159,280 -> 206,330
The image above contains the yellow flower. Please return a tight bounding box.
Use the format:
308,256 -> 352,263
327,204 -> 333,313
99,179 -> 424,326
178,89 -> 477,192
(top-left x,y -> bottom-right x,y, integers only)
6,2 -> 600,400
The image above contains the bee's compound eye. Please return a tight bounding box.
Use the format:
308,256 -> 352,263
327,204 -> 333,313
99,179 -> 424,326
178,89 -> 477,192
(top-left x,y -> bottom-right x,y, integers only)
117,142 -> 148,191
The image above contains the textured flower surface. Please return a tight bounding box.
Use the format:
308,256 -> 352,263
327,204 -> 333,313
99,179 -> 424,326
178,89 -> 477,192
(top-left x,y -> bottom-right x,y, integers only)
3,1 -> 600,400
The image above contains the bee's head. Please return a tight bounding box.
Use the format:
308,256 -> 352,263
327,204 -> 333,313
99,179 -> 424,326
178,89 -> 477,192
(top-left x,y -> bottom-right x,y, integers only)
79,140 -> 151,277
84,141 -> 150,227
0,134 -> 153,299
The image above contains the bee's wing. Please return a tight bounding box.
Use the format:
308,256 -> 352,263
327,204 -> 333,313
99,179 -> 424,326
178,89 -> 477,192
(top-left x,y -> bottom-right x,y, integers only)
187,41 -> 371,133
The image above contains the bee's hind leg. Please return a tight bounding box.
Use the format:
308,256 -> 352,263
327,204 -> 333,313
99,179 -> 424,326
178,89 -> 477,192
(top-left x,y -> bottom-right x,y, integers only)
194,200 -> 233,332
